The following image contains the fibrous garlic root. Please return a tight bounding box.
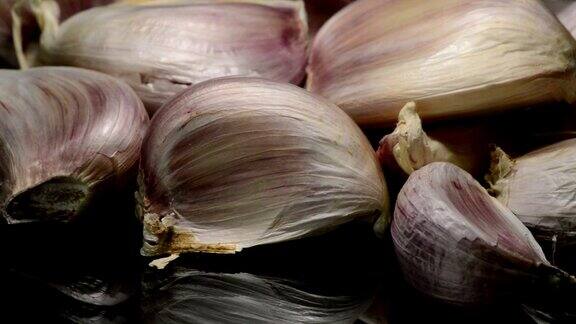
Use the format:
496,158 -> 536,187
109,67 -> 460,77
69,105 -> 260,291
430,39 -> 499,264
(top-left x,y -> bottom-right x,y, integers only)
138,77 -> 388,256
308,0 -> 576,126
17,0 -> 309,113
392,162 -> 575,306
0,67 -> 149,223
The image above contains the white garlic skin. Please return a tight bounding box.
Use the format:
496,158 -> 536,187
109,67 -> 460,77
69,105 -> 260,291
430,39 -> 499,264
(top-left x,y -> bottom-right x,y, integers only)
488,140 -> 576,238
138,77 -> 388,255
0,67 -> 149,223
392,162 -> 549,305
31,0 -> 309,113
308,0 -> 576,126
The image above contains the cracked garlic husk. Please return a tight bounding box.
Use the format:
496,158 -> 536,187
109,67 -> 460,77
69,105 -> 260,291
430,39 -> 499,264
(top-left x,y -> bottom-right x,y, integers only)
0,67 -> 149,223
307,0 -> 576,126
391,162 -> 576,306
487,140 -> 576,247
16,0 -> 309,113
138,77 -> 388,256
376,102 -> 484,177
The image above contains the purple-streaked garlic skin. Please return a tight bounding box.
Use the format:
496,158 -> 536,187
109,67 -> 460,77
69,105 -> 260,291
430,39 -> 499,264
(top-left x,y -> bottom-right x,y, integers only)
29,0 -> 309,114
488,140 -> 576,242
138,77 -> 388,256
308,0 -> 576,127
0,66 -> 149,223
392,162 -> 550,305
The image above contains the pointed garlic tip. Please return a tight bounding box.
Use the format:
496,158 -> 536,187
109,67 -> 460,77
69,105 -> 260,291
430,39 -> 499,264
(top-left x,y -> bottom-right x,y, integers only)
376,101 -> 471,176
308,0 -> 576,126
392,162 -> 551,305
0,67 -> 149,224
31,0 -> 309,114
486,145 -> 515,199
138,77 -> 388,256
487,139 -> 576,244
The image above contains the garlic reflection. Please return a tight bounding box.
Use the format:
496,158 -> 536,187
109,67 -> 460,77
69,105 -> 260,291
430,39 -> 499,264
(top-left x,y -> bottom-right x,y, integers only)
487,140 -> 576,245
0,67 -> 149,223
308,0 -> 576,126
143,270 -> 371,324
19,0 -> 309,113
392,162 -> 575,306
138,77 -> 388,256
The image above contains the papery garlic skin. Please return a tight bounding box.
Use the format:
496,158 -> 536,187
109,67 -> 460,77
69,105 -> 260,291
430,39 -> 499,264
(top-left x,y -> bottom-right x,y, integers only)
0,67 -> 149,223
23,0 -> 308,113
138,77 -> 388,255
392,162 -> 558,305
488,140 -> 576,241
308,0 -> 576,126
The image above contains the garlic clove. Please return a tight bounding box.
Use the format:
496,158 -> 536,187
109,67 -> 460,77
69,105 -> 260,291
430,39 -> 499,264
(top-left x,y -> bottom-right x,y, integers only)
487,140 -> 576,245
138,77 -> 388,256
19,0 -> 309,114
308,0 -> 576,127
392,162 -> 575,306
0,66 -> 149,224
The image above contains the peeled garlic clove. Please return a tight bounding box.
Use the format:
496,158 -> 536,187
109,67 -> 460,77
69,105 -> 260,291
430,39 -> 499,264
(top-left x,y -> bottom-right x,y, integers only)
308,0 -> 576,126
544,0 -> 576,37
487,140 -> 576,245
377,102 -> 481,176
392,162 -> 575,305
138,77 -> 388,256
0,67 -> 149,224
22,0 -> 309,113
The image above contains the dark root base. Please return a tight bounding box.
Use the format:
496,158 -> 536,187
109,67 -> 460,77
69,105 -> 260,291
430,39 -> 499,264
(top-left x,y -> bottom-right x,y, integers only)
6,177 -> 90,223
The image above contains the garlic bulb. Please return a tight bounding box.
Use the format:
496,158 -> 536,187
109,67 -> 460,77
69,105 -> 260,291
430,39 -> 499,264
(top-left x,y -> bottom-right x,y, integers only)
487,140 -> 576,245
138,77 -> 387,256
308,0 -> 576,126
0,67 -> 149,223
392,162 -> 575,305
377,102 -> 481,176
19,0 -> 309,113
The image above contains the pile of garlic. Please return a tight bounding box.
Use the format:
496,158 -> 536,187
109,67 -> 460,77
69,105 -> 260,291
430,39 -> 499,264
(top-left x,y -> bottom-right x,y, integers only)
1,0 -> 576,321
